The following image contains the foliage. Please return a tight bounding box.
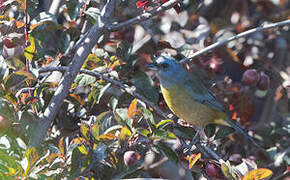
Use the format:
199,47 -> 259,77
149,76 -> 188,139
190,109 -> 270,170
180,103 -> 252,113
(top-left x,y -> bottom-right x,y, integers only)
0,0 -> 289,179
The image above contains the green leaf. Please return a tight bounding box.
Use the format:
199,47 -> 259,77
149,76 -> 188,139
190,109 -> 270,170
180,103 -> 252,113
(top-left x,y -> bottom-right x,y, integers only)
215,125 -> 235,139
115,108 -> 132,130
4,70 -> 35,89
23,147 -> 39,176
70,147 -> 82,177
130,71 -> 159,104
172,126 -> 196,139
205,124 -> 216,138
80,122 -> 90,140
75,74 -> 96,87
91,111 -> 112,138
152,129 -> 176,139
97,83 -> 111,103
116,41 -> 132,60
156,143 -> 178,163
136,128 -> 150,136
141,107 -> 155,125
3,56 -> 25,72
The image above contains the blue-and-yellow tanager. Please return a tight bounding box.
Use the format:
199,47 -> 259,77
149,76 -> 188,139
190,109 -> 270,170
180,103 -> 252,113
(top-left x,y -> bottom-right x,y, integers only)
147,56 -> 257,145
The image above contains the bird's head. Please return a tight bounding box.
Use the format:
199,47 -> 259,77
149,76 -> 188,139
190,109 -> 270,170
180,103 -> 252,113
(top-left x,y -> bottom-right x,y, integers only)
147,56 -> 187,87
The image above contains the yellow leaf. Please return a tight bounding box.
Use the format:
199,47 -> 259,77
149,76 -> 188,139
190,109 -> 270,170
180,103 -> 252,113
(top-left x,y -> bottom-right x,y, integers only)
4,92 -> 17,107
24,35 -> 36,61
186,153 -> 201,169
128,98 -> 137,119
6,167 -> 16,176
242,168 -> 273,180
14,70 -> 36,80
69,93 -> 85,106
78,144 -> 88,155
119,126 -> 132,140
58,137 -> 65,155
71,137 -> 86,144
15,20 -> 25,28
97,133 -> 117,141
45,153 -> 60,163
0,15 -> 14,22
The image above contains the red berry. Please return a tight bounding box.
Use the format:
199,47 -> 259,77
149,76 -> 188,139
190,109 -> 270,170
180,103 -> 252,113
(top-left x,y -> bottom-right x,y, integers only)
3,38 -> 16,48
242,69 -> 260,86
124,151 -> 139,166
257,72 -> 270,90
205,163 -> 222,178
0,115 -> 11,134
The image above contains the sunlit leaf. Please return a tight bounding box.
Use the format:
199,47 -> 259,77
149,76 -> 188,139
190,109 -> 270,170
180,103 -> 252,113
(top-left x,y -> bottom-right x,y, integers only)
242,168 -> 273,180
78,144 -> 88,155
136,128 -> 150,136
128,98 -> 138,119
152,129 -> 176,139
4,70 -> 35,89
97,133 -> 116,141
141,107 -> 155,125
24,35 -> 36,61
58,137 -> 65,156
81,122 -> 90,140
23,147 -> 39,176
69,93 -> 85,106
116,108 -> 132,130
119,126 -> 132,140
4,92 -> 17,107
185,153 -> 201,169
156,119 -> 174,129
221,162 -> 239,180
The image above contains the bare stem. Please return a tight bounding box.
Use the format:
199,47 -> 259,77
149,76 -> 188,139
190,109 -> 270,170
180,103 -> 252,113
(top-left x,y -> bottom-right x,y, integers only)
180,19 -> 290,64
106,0 -> 182,31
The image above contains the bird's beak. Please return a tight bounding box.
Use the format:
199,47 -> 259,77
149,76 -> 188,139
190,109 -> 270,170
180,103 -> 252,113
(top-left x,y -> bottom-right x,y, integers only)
146,63 -> 159,70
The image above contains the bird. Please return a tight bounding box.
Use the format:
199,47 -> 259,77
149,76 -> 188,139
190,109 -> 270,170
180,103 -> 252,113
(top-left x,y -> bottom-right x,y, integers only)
147,56 -> 258,146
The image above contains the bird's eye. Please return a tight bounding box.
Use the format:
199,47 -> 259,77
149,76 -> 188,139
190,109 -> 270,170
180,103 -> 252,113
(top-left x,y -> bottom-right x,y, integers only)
160,63 -> 169,69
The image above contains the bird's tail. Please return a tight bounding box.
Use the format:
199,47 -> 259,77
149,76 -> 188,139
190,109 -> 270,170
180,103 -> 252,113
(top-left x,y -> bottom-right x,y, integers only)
223,118 -> 263,150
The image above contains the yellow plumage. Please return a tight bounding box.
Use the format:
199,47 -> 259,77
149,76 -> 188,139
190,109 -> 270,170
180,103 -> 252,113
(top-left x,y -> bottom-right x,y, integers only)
161,85 -> 226,127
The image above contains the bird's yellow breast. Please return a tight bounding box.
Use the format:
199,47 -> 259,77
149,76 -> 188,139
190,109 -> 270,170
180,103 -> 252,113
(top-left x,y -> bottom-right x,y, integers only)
161,84 -> 223,127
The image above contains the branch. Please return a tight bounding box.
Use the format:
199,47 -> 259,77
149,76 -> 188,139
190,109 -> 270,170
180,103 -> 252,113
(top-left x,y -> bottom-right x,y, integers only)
106,0 -> 182,31
29,0 -> 119,148
48,0 -> 63,16
39,66 -> 169,119
180,19 -> 290,64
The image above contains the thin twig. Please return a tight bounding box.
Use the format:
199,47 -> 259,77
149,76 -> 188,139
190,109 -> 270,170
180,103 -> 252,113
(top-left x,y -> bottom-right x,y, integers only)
39,66 -> 169,119
180,19 -> 290,63
106,0 -> 182,31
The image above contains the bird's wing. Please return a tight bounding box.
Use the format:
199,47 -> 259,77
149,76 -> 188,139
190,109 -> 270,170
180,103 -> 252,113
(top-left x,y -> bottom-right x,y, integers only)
184,76 -> 225,112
